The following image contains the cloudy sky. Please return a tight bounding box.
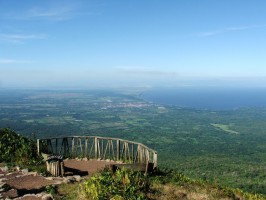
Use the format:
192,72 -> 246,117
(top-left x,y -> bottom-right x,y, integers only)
1,0 -> 266,88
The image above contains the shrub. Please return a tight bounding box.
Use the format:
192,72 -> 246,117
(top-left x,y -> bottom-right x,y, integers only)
81,168 -> 149,200
0,128 -> 40,165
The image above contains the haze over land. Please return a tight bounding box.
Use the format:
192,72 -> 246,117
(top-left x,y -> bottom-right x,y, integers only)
1,0 -> 266,89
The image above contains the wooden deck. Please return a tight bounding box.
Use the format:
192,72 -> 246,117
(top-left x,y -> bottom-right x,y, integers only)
37,136 -> 157,174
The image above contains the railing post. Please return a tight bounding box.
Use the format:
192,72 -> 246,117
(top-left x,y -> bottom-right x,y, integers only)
94,137 -> 98,159
131,143 -> 134,163
144,149 -> 150,176
137,145 -> 141,163
116,139 -> 120,161
37,139 -> 40,155
153,152 -> 158,169
72,138 -> 75,158
85,138 -> 88,158
79,138 -> 83,157
146,149 -> 149,163
37,136 -> 157,171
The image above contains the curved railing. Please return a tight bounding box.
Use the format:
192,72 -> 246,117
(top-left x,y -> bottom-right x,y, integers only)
37,136 -> 157,170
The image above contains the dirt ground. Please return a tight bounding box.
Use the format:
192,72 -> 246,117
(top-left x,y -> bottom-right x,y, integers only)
6,174 -> 55,190
1,159 -> 116,199
64,159 -> 116,175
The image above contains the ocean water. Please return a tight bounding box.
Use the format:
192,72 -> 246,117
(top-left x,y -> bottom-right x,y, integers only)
141,87 -> 266,110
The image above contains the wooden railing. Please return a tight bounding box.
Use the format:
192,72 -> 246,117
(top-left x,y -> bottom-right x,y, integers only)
37,136 -> 157,170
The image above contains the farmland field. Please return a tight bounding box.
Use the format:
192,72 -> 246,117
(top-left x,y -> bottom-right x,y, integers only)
1,89 -> 266,194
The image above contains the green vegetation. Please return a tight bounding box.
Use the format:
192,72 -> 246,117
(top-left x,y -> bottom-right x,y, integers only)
211,123 -> 239,134
1,90 -> 266,194
0,127 -> 265,199
0,128 -> 47,175
81,168 -> 148,200
0,128 -> 40,165
58,168 -> 266,200
151,168 -> 266,200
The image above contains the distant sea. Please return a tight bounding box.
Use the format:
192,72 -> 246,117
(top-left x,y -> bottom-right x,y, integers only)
141,87 -> 266,110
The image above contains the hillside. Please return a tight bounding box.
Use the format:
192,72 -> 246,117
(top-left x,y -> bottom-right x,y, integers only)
56,168 -> 266,200
1,128 -> 266,200
1,90 -> 266,194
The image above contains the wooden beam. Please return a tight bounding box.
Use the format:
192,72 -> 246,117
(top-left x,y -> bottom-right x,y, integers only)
72,138 -> 75,158
94,137 -> 98,159
117,139 -> 120,161
37,139 -> 40,155
38,136 -> 157,170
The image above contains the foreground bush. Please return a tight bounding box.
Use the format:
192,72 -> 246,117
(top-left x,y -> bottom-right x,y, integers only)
81,168 -> 149,200
0,128 -> 40,165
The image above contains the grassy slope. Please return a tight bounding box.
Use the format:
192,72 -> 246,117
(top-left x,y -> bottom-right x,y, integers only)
55,169 -> 266,200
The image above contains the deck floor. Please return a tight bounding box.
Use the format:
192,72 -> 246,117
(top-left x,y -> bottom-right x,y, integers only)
63,159 -> 116,175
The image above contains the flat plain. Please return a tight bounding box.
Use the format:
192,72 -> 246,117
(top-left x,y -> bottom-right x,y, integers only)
1,89 -> 266,194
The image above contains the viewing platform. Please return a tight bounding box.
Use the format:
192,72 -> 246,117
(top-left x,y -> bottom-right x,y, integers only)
37,136 -> 157,176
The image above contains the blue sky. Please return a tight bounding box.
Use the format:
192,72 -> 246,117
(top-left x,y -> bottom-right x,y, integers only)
1,0 -> 266,88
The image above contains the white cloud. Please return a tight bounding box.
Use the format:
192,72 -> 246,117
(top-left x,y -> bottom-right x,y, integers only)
198,24 -> 266,37
25,6 -> 75,21
0,59 -> 32,64
0,1 -> 103,24
0,33 -> 46,43
2,3 -> 87,21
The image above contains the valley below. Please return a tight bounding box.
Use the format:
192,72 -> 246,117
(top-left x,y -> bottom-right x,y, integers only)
1,89 -> 266,195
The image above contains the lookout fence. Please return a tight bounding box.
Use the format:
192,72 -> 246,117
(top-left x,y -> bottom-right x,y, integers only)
37,136 -> 157,170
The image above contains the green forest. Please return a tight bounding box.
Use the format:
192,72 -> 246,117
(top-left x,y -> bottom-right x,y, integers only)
1,89 -> 266,195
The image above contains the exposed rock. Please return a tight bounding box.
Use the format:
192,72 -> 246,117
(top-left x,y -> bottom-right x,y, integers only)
82,157 -> 88,161
41,194 -> 54,200
36,192 -> 46,197
0,166 -> 8,172
47,177 -> 63,185
5,172 -> 23,179
66,176 -> 75,182
16,194 -> 38,199
21,194 -> 36,197
0,178 -> 7,182
73,175 -> 81,182
27,172 -> 38,176
62,178 -> 70,184
21,169 -> 29,174
54,180 -> 63,185
6,175 -> 55,190
0,159 -> 118,199
0,182 -> 8,192
3,188 -> 18,199
14,193 -> 53,200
